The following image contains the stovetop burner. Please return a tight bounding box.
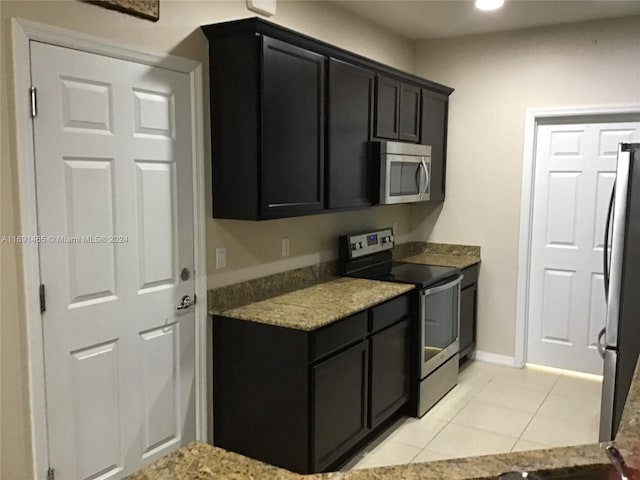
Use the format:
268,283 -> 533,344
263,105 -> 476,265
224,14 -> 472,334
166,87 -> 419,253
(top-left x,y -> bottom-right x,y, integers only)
349,261 -> 460,289
338,228 -> 461,289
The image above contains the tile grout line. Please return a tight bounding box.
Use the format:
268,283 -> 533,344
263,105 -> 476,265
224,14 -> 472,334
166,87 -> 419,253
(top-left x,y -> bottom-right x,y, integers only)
511,371 -> 563,451
407,418 -> 451,463
370,364 -> 583,466
412,366 -> 509,462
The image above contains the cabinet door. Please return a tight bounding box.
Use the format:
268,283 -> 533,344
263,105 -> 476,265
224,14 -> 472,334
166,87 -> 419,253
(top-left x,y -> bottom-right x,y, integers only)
327,59 -> 375,209
421,90 -> 448,202
369,319 -> 410,429
460,283 -> 477,355
374,75 -> 400,140
261,36 -> 325,218
312,341 -> 369,472
399,84 -> 420,142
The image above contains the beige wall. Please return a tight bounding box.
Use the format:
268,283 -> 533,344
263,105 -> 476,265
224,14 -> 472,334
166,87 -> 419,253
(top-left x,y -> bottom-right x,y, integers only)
0,1 -> 415,478
414,16 -> 640,358
6,2 -> 639,476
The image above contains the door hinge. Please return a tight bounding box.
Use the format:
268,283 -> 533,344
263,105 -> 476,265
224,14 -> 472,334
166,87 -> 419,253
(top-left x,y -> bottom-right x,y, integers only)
39,284 -> 46,313
29,86 -> 37,118
47,467 -> 54,480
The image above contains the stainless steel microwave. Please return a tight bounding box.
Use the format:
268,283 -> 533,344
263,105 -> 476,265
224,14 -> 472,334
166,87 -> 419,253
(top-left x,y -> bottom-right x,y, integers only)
377,141 -> 432,204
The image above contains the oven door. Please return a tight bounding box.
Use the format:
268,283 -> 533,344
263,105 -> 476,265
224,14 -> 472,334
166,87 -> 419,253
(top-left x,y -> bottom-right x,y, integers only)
381,154 -> 431,204
420,275 -> 462,379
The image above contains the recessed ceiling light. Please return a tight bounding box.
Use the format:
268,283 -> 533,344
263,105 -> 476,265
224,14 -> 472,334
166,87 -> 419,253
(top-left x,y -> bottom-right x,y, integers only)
475,0 -> 505,11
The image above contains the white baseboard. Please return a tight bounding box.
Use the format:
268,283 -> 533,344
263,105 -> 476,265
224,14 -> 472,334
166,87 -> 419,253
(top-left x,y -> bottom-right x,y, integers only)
474,351 -> 518,368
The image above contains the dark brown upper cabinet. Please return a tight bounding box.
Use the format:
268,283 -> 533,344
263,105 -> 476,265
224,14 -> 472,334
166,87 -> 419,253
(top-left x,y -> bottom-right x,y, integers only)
420,89 -> 449,202
204,33 -> 324,220
374,76 -> 400,140
399,83 -> 421,142
374,75 -> 421,142
262,38 -> 325,219
202,18 -> 453,220
327,60 -> 375,210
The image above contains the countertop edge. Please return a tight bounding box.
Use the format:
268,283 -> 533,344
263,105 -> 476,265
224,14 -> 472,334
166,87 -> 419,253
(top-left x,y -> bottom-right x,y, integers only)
213,278 -> 415,331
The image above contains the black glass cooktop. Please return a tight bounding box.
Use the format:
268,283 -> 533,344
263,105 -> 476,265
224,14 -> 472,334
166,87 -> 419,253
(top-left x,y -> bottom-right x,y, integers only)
349,261 -> 461,289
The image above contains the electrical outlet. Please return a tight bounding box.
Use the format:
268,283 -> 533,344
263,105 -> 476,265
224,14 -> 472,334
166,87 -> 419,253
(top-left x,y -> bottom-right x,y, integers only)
281,237 -> 290,258
216,247 -> 226,269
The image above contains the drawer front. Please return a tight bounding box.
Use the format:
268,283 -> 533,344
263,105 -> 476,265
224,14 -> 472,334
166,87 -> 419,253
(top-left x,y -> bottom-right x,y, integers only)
370,293 -> 412,333
311,311 -> 368,361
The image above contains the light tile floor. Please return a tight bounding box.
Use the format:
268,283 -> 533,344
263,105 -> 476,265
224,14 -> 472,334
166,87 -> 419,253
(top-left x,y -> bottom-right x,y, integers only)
344,360 -> 603,470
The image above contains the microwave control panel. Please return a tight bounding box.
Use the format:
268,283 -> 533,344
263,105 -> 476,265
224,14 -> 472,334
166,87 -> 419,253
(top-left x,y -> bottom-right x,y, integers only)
345,228 -> 394,259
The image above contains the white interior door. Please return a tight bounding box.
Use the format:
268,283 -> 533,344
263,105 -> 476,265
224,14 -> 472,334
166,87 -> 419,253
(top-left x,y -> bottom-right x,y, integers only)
527,119 -> 640,374
31,41 -> 196,479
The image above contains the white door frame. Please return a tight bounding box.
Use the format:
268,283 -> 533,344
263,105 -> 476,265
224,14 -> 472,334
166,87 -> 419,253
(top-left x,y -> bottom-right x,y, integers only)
515,104 -> 640,368
11,18 -> 207,478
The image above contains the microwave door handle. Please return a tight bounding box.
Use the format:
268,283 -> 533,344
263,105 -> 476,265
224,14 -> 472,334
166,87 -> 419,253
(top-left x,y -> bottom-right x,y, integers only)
414,163 -> 422,194
420,158 -> 430,195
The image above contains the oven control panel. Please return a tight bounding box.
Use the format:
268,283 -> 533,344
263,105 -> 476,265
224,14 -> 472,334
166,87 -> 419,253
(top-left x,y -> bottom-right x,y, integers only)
344,228 -> 394,259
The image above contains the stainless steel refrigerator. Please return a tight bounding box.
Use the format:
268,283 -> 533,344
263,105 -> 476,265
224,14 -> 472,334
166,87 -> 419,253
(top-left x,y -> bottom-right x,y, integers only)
599,142 -> 640,441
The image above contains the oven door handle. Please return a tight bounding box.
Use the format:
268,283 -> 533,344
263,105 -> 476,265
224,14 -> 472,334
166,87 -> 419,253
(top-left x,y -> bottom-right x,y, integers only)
421,274 -> 463,296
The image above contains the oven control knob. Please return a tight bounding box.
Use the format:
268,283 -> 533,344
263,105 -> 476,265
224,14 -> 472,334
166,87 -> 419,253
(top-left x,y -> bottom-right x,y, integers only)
351,243 -> 360,251
358,241 -> 364,249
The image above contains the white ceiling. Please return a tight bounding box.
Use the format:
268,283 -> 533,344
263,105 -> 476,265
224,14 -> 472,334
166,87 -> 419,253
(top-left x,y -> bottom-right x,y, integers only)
334,0 -> 640,40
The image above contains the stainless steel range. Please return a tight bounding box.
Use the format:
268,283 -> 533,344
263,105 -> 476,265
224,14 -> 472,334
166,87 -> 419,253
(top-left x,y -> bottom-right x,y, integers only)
339,228 -> 463,417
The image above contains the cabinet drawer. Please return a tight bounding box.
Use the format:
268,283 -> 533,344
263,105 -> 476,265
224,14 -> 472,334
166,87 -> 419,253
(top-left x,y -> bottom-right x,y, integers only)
311,311 -> 367,361
370,293 -> 411,333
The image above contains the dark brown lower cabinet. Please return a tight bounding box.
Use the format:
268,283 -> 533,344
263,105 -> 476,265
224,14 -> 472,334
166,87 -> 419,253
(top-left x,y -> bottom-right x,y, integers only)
213,292 -> 412,474
459,263 -> 480,360
312,341 -> 369,472
369,319 -> 410,429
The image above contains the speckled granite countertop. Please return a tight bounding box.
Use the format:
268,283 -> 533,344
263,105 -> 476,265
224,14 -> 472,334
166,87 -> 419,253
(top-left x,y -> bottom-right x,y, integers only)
128,353 -> 640,479
219,277 -> 414,331
401,243 -> 481,270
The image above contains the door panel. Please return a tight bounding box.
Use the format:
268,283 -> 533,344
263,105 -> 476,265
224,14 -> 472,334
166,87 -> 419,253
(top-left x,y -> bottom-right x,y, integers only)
312,341 -> 368,471
60,77 -> 112,133
71,341 -> 122,480
420,91 -> 448,201
261,37 -> 325,218
540,269 -> 574,343
139,323 -> 180,458
31,41 -> 195,479
369,319 -> 409,429
135,160 -> 177,291
374,75 -> 400,139
527,121 -> 640,374
545,172 -> 579,246
398,84 -> 420,142
64,158 -> 117,304
327,59 -> 374,209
